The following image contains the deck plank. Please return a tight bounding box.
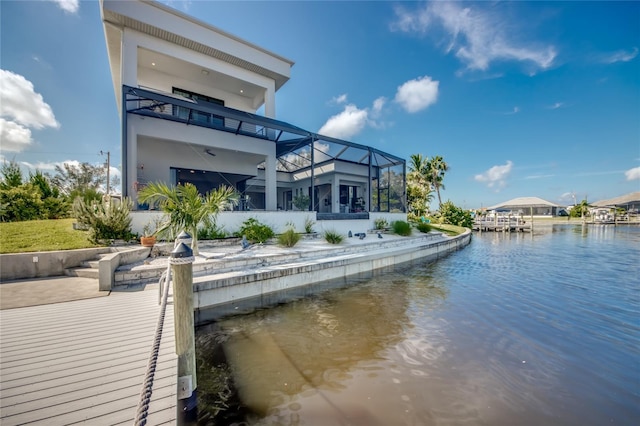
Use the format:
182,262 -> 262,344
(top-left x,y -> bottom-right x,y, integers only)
0,286 -> 177,425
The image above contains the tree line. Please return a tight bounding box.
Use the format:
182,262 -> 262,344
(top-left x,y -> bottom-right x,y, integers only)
406,153 -> 473,228
0,159 -> 118,222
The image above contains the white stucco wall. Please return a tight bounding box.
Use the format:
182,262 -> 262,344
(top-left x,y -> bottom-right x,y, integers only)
129,211 -> 407,238
130,114 -> 274,181
138,60 -> 256,112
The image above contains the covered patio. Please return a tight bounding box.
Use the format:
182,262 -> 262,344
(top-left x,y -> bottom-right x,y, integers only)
124,85 -> 406,215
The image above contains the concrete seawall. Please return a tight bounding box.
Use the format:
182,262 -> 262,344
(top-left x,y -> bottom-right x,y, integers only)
192,229 -> 471,323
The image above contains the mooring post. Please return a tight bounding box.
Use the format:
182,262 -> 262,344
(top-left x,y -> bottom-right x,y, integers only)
171,242 -> 197,424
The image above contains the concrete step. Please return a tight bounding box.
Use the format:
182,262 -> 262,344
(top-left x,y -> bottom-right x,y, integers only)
81,259 -> 100,269
64,266 -> 99,279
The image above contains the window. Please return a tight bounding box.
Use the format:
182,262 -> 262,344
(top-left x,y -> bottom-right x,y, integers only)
172,87 -> 225,127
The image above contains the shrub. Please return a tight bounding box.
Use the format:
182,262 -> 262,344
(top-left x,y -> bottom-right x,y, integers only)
198,223 -> 227,240
374,217 -> 388,230
236,217 -> 274,243
304,216 -> 315,233
293,193 -> 310,211
439,201 -> 473,229
0,184 -> 44,221
416,222 -> 432,233
324,229 -> 343,244
72,197 -> 134,243
392,220 -> 412,236
278,227 -> 301,247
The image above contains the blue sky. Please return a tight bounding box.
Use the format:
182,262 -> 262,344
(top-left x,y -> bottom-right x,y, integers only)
1,0 -> 638,209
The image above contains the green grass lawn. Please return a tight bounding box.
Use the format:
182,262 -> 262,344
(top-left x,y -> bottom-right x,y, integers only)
0,218 -> 101,254
430,223 -> 466,236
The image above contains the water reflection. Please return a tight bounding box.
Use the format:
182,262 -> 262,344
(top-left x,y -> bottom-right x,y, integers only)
203,278 -> 412,422
196,225 -> 640,425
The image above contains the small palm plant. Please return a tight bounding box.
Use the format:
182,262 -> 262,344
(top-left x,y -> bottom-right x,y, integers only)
137,182 -> 238,256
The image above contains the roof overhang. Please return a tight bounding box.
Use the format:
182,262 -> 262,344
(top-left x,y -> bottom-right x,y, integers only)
100,0 -> 294,107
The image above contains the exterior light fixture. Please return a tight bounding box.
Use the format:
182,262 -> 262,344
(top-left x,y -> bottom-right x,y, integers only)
240,89 -> 244,93
201,69 -> 209,75
151,62 -> 156,66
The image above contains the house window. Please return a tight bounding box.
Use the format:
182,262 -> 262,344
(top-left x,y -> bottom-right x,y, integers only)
172,87 -> 225,127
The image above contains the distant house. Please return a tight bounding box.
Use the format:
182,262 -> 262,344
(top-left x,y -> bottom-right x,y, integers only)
100,0 -> 405,221
591,192 -> 640,212
486,197 -> 561,216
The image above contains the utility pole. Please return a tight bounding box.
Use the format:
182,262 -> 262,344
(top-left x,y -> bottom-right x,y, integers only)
100,151 -> 110,195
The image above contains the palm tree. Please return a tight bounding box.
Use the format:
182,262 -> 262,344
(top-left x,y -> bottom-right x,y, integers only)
137,182 -> 238,256
407,154 -> 434,219
571,198 -> 591,220
426,155 -> 449,210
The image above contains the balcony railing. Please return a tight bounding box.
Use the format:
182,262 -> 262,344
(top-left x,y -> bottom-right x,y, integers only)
123,85 -> 310,143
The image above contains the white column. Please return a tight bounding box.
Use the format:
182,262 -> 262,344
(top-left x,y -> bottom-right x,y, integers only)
121,29 -> 138,87
264,82 -> 276,118
265,154 -> 277,210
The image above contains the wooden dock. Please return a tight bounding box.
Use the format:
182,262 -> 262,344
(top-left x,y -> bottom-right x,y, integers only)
0,285 -> 177,425
473,220 -> 531,232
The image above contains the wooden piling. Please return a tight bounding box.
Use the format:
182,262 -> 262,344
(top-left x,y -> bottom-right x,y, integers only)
171,242 -> 197,424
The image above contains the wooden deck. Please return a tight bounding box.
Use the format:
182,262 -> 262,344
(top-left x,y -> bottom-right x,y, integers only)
0,285 -> 177,425
473,220 -> 531,232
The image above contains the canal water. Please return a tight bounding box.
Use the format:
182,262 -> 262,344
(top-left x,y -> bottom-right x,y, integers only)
195,225 -> 640,425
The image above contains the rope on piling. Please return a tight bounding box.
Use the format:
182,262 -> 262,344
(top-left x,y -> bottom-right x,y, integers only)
133,267 -> 172,426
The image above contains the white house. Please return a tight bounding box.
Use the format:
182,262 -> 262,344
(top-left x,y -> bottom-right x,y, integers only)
100,0 -> 405,233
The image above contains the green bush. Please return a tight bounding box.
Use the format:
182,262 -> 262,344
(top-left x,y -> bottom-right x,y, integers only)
0,184 -> 44,221
439,201 -> 473,229
278,227 -> 301,247
374,217 -> 388,230
416,222 -> 432,233
324,229 -> 343,244
304,216 -> 315,233
198,223 -> 227,240
72,197 -> 134,243
392,220 -> 412,236
236,217 -> 274,243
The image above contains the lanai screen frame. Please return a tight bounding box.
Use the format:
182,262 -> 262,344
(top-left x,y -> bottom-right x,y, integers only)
122,85 -> 406,212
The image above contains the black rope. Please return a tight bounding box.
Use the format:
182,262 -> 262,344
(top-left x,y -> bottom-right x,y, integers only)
134,270 -> 171,425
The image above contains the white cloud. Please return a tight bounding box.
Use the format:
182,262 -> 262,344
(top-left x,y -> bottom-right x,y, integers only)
368,96 -> 388,129
391,2 -> 556,73
52,0 -> 79,14
559,192 -> 575,202
625,166 -> 640,181
20,159 -> 122,181
548,102 -> 564,110
318,104 -> 368,140
331,93 -> 348,105
602,47 -> 638,64
0,118 -> 34,152
524,174 -> 554,180
0,70 -> 59,129
372,97 -> 386,115
394,76 -> 439,113
474,160 -> 513,190
0,70 -> 59,154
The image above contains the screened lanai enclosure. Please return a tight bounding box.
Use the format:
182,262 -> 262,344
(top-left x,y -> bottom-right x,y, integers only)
123,86 -> 406,216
